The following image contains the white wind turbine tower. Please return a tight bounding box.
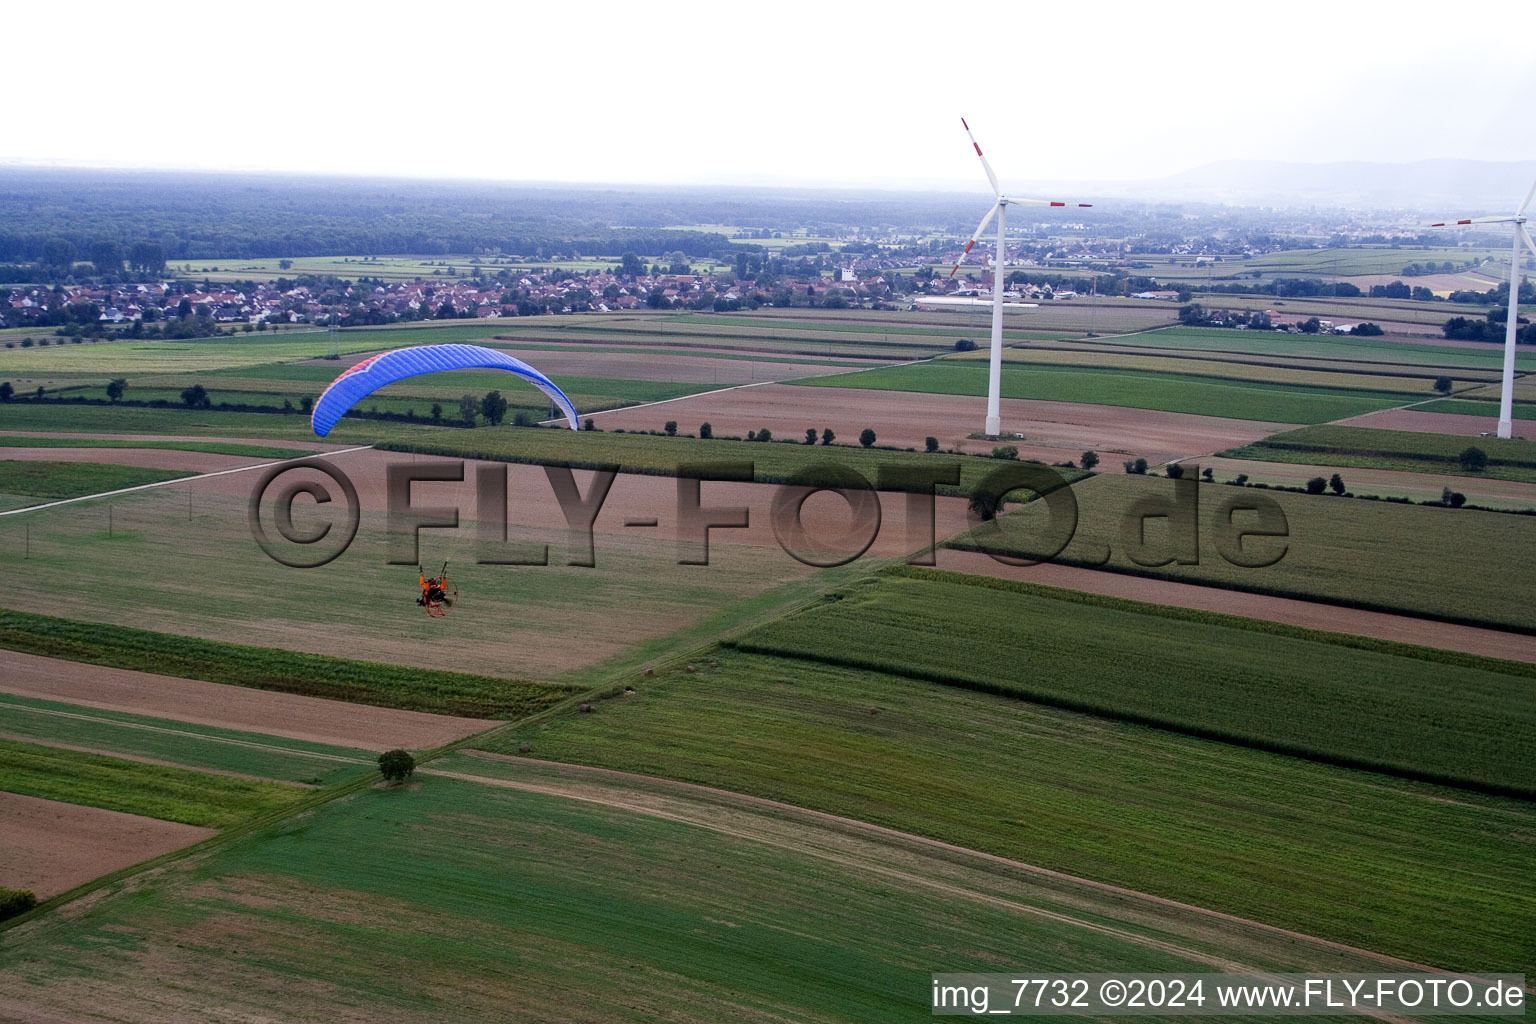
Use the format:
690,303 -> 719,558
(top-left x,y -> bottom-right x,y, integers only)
951,118 -> 1091,437
1428,176 -> 1536,440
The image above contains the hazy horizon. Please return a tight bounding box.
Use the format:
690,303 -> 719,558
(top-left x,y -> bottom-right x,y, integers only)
9,0 -> 1533,193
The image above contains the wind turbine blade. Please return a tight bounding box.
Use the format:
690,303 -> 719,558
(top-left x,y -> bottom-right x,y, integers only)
1519,223 -> 1536,262
1519,177 -> 1536,218
1427,216 -> 1512,227
961,117 -> 1001,197
950,203 -> 1000,277
1008,197 -> 1094,208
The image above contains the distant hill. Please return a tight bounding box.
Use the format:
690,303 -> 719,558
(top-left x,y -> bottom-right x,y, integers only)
1123,159 -> 1536,211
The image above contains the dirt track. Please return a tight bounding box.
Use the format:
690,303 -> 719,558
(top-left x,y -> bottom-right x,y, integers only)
592,384 -> 1294,462
0,650 -> 495,750
0,791 -> 213,898
938,548 -> 1536,662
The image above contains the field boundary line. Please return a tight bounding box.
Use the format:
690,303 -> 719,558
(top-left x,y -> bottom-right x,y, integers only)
0,445 -> 373,518
441,754 -> 1473,982
0,701 -> 372,764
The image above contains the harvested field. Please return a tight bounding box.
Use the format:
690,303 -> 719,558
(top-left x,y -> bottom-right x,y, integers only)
0,447 -> 948,682
308,346 -> 870,384
1339,407 -> 1536,438
0,650 -> 494,750
0,791 -> 213,898
592,383 -> 1295,461
938,548 -> 1536,663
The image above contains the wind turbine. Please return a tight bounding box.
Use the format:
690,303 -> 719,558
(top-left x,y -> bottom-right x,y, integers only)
1428,176 -> 1536,440
951,118 -> 1091,437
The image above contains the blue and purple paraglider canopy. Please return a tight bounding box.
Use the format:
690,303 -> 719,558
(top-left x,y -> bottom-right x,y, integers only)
310,343 -> 579,436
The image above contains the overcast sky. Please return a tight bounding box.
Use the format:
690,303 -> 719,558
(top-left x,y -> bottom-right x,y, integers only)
9,0 -> 1534,191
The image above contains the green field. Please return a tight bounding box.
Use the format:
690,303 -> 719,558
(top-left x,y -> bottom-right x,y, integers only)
1087,327 -> 1536,371
1221,425 -> 1536,484
0,769 -> 1265,1021
0,460 -> 192,511
732,568 -> 1536,794
1417,398 -> 1536,420
0,401 -> 427,442
0,693 -> 373,786
0,436 -> 316,459
0,609 -> 573,718
486,654 -> 1534,974
948,472 -> 1536,632
0,737 -> 306,827
795,360 -> 1421,423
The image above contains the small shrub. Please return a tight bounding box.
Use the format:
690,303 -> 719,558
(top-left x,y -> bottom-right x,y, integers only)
699,422 -> 712,439
1305,476 -> 1327,495
925,436 -> 940,453
1434,376 -> 1453,395
1165,462 -> 1184,480
1233,473 -> 1249,486
664,420 -> 677,436
954,338 -> 977,351
378,748 -> 415,782
1459,446 -> 1487,472
0,887 -> 37,922
1201,467 -> 1214,482
859,428 -> 876,448
1080,450 -> 1099,471
1123,457 -> 1148,475
990,445 -> 1019,460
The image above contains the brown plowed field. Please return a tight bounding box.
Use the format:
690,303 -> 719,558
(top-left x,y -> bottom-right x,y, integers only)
592,384 -> 1294,462
0,791 -> 213,898
1338,408 -> 1535,439
0,650 -> 495,749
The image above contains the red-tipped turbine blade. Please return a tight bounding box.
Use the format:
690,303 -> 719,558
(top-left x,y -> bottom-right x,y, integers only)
961,117 -> 1001,197
1428,215 -> 1510,227
950,203 -> 1001,277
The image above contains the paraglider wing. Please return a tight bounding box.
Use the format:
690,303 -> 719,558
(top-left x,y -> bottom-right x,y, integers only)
310,343 -> 579,436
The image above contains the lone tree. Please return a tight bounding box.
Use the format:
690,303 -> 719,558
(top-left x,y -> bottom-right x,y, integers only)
664,420 -> 677,436
180,384 -> 210,408
926,436 -> 940,452
1165,462 -> 1185,480
699,422 -> 713,439
806,427 -> 819,445
1329,473 -> 1346,495
1306,476 -> 1327,494
378,749 -> 415,783
821,428 -> 835,446
480,390 -> 509,426
1459,446 -> 1488,472
0,382 -> 12,402
106,378 -> 127,402
458,393 -> 478,426
1442,487 -> 1467,508
954,338 -> 977,351
1080,450 -> 1099,471
859,428 -> 876,448
1434,376 -> 1453,395
1123,457 -> 1148,475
